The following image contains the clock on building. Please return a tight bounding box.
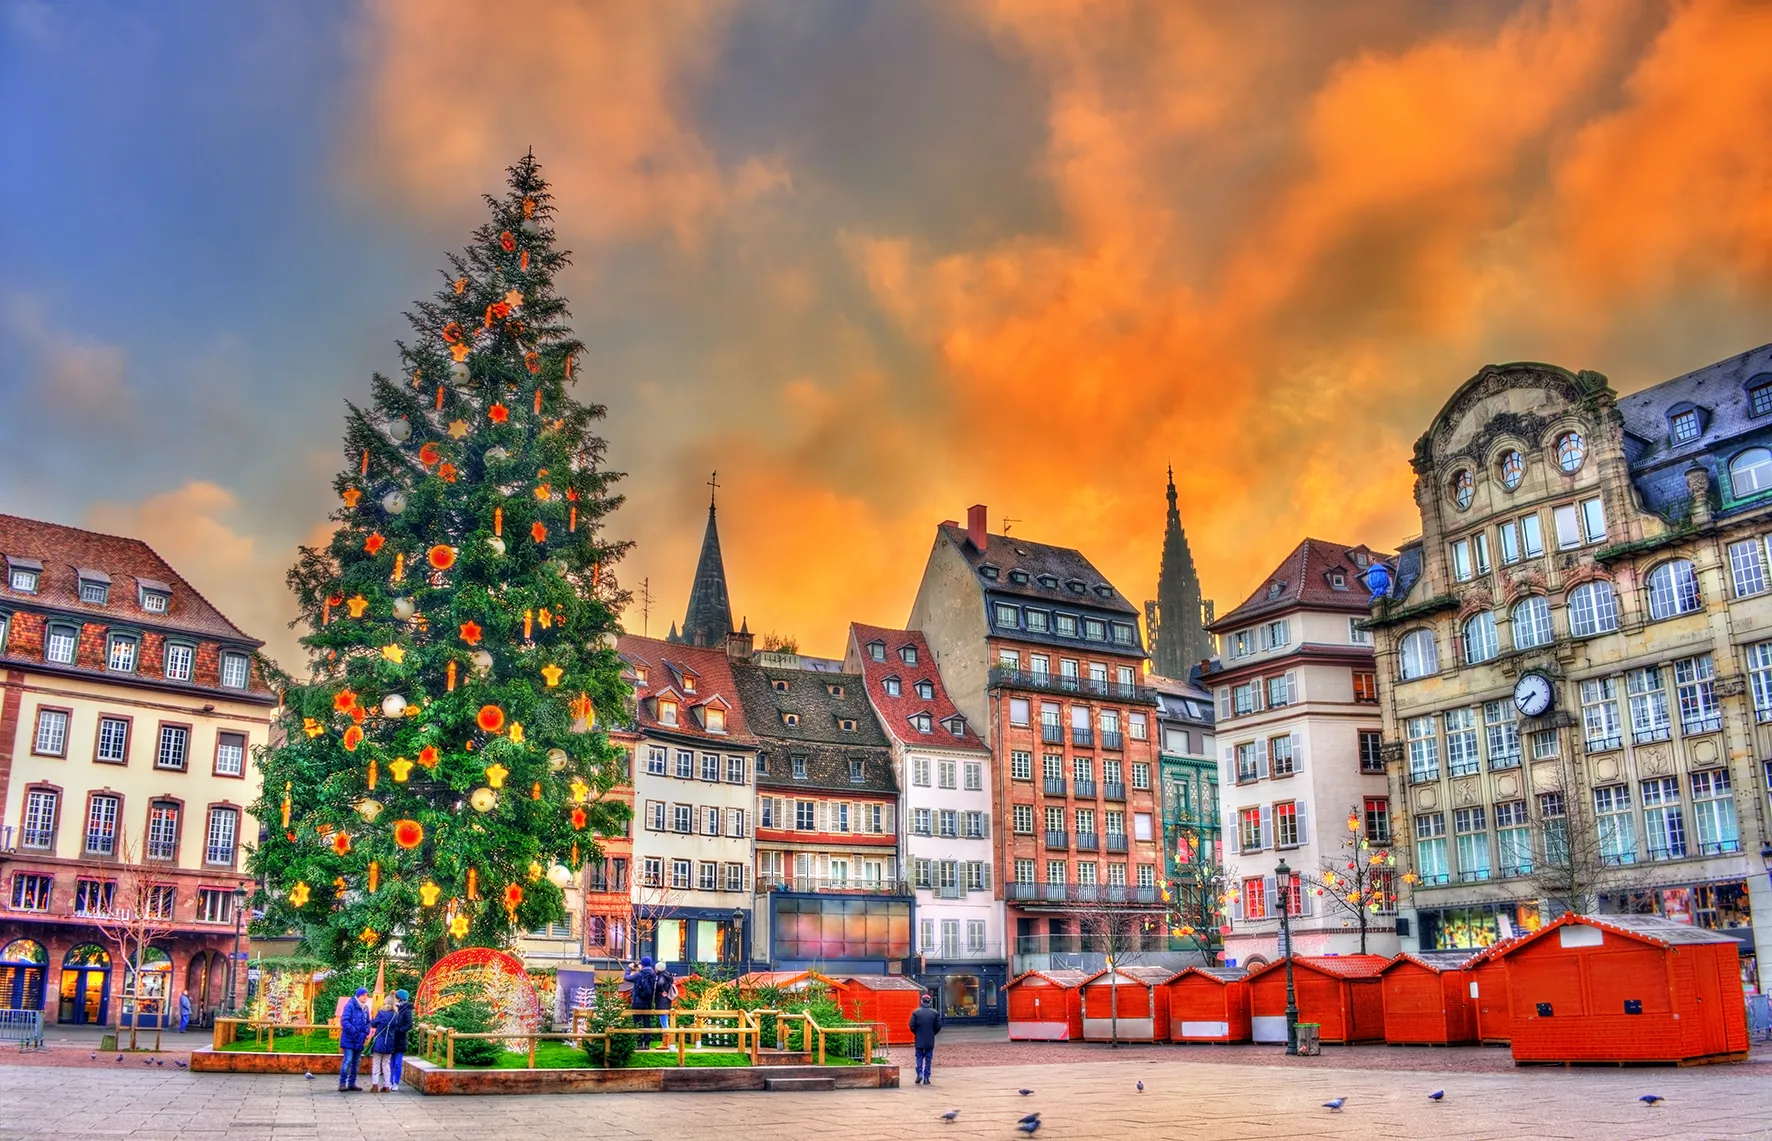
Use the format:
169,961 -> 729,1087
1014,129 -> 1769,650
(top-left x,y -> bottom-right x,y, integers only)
1513,671 -> 1554,717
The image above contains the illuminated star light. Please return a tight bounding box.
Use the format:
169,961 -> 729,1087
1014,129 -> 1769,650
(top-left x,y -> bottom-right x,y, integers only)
381,643 -> 406,664
459,620 -> 483,645
446,420 -> 470,439
540,663 -> 563,687
449,913 -> 471,939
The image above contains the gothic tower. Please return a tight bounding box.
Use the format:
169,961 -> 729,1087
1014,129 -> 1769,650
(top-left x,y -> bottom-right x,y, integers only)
1150,467 -> 1214,678
672,474 -> 735,648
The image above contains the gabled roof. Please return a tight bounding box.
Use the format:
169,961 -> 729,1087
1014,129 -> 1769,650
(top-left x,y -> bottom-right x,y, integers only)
1380,950 -> 1480,974
827,974 -> 926,992
1617,342 -> 1772,469
616,633 -> 760,745
1081,965 -> 1175,987
1493,912 -> 1744,956
731,661 -> 898,794
1165,966 -> 1248,984
937,523 -> 1139,616
847,623 -> 989,754
1211,538 -> 1389,629
0,513 -> 259,644
1004,968 -> 1091,989
1245,954 -> 1390,982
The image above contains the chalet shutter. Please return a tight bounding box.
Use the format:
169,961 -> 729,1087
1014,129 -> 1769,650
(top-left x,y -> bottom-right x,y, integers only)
884,803 -> 895,834
817,801 -> 827,832
1290,732 -> 1305,776
1231,888 -> 1244,920
982,863 -> 992,889
1263,875 -> 1277,915
1259,805 -> 1273,850
981,813 -> 990,838
1300,877 -> 1315,916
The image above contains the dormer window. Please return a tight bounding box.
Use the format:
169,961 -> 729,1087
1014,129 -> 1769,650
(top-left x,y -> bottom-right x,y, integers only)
867,640 -> 885,662
681,672 -> 697,693
1026,609 -> 1049,633
946,717 -> 965,736
979,564 -> 999,580
792,754 -> 808,779
911,713 -> 933,734
77,570 -> 110,606
839,718 -> 857,732
1093,584 -> 1113,598
1067,580 -> 1086,595
827,683 -> 844,698
7,558 -> 41,594
1751,376 -> 1772,418
915,680 -> 934,700
1038,574 -> 1058,589
138,579 -> 171,613
1329,572 -> 1347,590
1083,618 -> 1107,641
634,666 -> 649,685
850,759 -> 865,782
1111,622 -> 1136,645
1009,570 -> 1030,584
993,603 -> 1019,628
900,645 -> 918,666
658,700 -> 678,726
772,679 -> 789,693
1670,406 -> 1702,444
1354,551 -> 1370,567
782,713 -> 799,728
1266,581 -> 1285,599
706,707 -> 726,733
884,677 -> 901,697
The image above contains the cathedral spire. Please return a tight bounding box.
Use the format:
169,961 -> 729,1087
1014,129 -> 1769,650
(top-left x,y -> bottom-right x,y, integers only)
1151,466 -> 1213,679
673,472 -> 735,647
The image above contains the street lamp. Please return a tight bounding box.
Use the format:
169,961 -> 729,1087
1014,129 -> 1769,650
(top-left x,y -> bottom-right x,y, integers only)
228,886 -> 248,1014
729,908 -> 745,979
1275,859 -> 1298,1056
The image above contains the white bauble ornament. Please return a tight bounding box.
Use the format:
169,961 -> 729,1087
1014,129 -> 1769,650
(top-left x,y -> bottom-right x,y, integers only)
392,597 -> 417,621
486,535 -> 506,556
450,360 -> 469,383
546,864 -> 572,889
381,489 -> 407,515
387,418 -> 411,443
356,798 -> 383,823
547,747 -> 568,772
470,787 -> 496,813
381,694 -> 408,718
471,649 -> 494,674
484,446 -> 509,464
521,218 -> 540,236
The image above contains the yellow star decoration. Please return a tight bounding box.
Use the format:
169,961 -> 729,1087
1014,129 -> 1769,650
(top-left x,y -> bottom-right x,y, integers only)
389,757 -> 414,783
359,927 -> 379,947
450,342 -> 471,362
533,483 -> 552,501
508,722 -> 524,744
288,881 -> 310,907
381,643 -> 406,664
540,663 -> 563,687
485,762 -> 509,789
503,289 -> 524,309
528,861 -> 543,882
446,419 -> 470,439
569,777 -> 590,804
346,595 -> 369,619
302,718 -> 325,738
449,913 -> 471,939
419,881 -> 441,906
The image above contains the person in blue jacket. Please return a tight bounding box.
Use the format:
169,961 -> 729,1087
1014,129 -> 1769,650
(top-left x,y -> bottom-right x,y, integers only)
177,992 -> 191,1034
388,990 -> 413,1091
337,987 -> 369,1092
624,957 -> 659,1048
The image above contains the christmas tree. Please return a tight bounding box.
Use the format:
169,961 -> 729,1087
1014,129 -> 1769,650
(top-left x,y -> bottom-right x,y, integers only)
249,154 -> 633,971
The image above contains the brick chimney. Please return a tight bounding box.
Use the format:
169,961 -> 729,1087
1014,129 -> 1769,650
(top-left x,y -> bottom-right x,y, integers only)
967,504 -> 988,552
725,617 -> 754,664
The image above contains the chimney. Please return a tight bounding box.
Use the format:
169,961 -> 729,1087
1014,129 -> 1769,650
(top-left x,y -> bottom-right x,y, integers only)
967,504 -> 988,552
725,618 -> 754,665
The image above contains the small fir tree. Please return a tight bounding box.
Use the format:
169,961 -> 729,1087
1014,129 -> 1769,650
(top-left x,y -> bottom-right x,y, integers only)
249,154 -> 632,973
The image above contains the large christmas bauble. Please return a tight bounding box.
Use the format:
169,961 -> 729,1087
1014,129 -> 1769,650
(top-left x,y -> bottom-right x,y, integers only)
470,787 -> 496,813
450,360 -> 469,383
381,489 -> 408,515
471,649 -> 494,674
486,536 -> 506,556
387,418 -> 411,442
546,864 -> 572,888
546,747 -> 567,772
381,694 -> 408,718
392,597 -> 416,621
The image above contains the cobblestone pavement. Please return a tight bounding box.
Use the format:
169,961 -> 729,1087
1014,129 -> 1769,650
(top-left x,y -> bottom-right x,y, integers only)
4,1054 -> 1772,1141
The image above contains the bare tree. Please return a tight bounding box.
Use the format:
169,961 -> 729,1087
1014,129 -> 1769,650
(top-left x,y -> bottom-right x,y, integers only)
1526,757 -> 1639,918
89,831 -> 176,1051
1067,895 -> 1163,1047
629,876 -> 690,964
1159,847 -> 1229,964
1300,807 -> 1401,956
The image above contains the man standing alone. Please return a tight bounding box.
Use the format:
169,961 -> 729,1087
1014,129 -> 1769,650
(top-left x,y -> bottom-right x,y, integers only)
337,987 -> 369,1092
908,992 -> 942,1085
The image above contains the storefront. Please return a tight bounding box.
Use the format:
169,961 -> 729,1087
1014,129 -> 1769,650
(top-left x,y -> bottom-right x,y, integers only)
0,940 -> 47,1011
765,892 -> 913,975
58,944 -> 111,1025
638,906 -> 750,974
912,960 -> 1006,1024
1599,878 -> 1757,992
1415,901 -> 1543,951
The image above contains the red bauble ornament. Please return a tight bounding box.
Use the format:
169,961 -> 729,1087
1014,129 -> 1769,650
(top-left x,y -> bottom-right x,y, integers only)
342,726 -> 364,752
571,806 -> 588,830
477,705 -> 505,733
418,442 -> 440,466
427,545 -> 456,570
500,231 -> 516,252
393,819 -> 424,849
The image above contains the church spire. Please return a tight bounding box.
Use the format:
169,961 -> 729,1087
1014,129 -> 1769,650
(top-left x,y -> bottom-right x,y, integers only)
1151,466 -> 1213,679
673,471 -> 735,647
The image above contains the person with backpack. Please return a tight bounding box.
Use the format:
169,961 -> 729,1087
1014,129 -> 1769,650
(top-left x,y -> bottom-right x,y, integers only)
625,957 -> 659,1048
387,990 -> 413,1091
653,964 -> 676,1049
908,992 -> 943,1085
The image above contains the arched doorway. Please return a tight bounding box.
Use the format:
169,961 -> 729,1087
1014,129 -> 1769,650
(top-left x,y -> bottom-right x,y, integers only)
59,945 -> 111,1025
123,946 -> 172,1028
0,940 -> 47,1011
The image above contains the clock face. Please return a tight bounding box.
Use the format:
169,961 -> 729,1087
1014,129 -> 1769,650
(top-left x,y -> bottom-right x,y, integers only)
1514,672 -> 1554,717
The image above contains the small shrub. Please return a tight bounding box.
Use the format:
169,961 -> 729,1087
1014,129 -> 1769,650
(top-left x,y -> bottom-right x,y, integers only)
430,987 -> 503,1067
580,979 -> 635,1069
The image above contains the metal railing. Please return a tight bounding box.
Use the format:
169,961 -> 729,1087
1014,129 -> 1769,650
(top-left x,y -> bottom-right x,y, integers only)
1100,731 -> 1124,751
1103,782 -> 1126,801
1014,932 -> 1171,955
990,667 -> 1156,704
1041,724 -> 1064,744
1043,778 -> 1066,797
1004,883 -> 1159,904
920,942 -> 1005,961
755,877 -> 909,896
1071,728 -> 1094,747
1105,834 -> 1128,853
1045,830 -> 1069,850
1073,779 -> 1097,799
1075,832 -> 1100,851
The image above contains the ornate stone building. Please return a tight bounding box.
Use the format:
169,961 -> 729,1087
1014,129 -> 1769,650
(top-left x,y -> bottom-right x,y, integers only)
1367,347 -> 1772,986
1147,468 -> 1216,681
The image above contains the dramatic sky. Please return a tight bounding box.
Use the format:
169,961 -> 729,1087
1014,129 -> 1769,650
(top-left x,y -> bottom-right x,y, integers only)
3,1 -> 1770,670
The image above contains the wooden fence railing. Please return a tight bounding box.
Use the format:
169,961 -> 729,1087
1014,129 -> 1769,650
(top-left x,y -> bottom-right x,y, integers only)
211,1018 -> 338,1051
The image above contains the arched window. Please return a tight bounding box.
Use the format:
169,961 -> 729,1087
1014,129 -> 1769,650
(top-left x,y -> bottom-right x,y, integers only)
1567,581 -> 1620,636
1646,560 -> 1701,620
1399,629 -> 1438,680
1452,470 -> 1473,511
1462,612 -> 1499,664
1498,450 -> 1523,490
1555,431 -> 1586,473
1511,596 -> 1553,650
1730,448 -> 1772,497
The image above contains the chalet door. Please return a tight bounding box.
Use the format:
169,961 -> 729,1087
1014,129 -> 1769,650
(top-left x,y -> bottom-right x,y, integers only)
1693,955 -> 1729,1057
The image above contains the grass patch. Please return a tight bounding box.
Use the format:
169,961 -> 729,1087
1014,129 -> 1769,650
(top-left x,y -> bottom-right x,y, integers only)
219,1029 -> 339,1054
626,1050 -> 750,1068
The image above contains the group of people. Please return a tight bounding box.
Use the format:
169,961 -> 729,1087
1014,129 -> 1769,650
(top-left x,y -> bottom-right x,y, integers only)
623,956 -> 677,1048
337,986 -> 413,1093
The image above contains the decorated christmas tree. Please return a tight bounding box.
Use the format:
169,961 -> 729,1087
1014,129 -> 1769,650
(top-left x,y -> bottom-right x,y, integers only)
249,154 -> 632,971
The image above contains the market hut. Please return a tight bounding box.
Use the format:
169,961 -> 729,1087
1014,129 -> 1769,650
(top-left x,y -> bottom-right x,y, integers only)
1161,966 -> 1250,1043
824,974 -> 927,1044
1380,951 -> 1477,1045
1464,936 -> 1523,1044
1080,965 -> 1174,1043
1004,969 -> 1088,1041
1246,955 -> 1389,1044
1496,914 -> 1749,1065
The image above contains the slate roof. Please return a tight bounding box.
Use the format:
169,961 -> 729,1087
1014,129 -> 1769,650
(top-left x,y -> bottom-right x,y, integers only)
673,501 -> 735,648
1210,538 -> 1389,630
1148,673 -> 1215,728
617,633 -> 760,745
730,662 -> 899,795
938,523 -> 1140,616
847,623 -> 990,754
1496,912 -> 1745,954
0,514 -> 260,644
1617,342 -> 1772,468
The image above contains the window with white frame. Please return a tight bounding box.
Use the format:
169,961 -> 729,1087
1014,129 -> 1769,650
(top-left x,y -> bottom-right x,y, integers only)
1462,611 -> 1498,664
938,759 -> 957,789
196,888 -> 234,924
1415,813 -> 1448,883
1450,538 -> 1474,582
1580,677 -> 1623,751
642,858 -> 663,887
164,642 -> 194,682
1453,807 -> 1490,881
1406,716 -> 1439,784
1751,642 -> 1772,721
1731,447 -> 1772,496
1690,770 -> 1739,855
672,804 -> 693,833
1556,431 -> 1586,472
205,806 -> 238,865
11,874 -> 52,911
675,749 -> 694,779
21,790 -> 57,849
1010,751 -> 1031,781
1496,800 -> 1532,875
1399,628 -> 1438,679
96,716 -> 129,764
670,860 -> 691,890
214,731 -> 246,777
1011,805 -> 1032,834
699,862 -> 718,891
1539,792 -> 1569,866
74,879 -> 115,916
1626,666 -> 1671,743
1348,616 -> 1372,644
1645,560 -> 1701,620
1594,785 -> 1636,865
1499,520 -> 1520,565
85,795 -> 118,855
1445,708 -> 1479,777
645,801 -> 665,831
1511,596 -> 1553,649
9,564 -> 39,592
1131,762 -> 1150,790
44,623 -> 76,664
219,652 -> 250,689
106,633 -> 138,673
1553,504 -> 1582,550
33,708 -> 69,756
1673,655 -> 1720,734
1581,498 -> 1607,543
1567,580 -> 1619,636
147,802 -> 178,860
1520,513 -> 1545,557
1484,700 -> 1520,770
964,761 -> 983,790
156,725 -> 189,770
1641,776 -> 1686,859
1730,539 -> 1768,597
727,754 -> 747,783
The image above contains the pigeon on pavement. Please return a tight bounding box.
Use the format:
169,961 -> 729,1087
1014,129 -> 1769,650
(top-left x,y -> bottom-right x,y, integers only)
174,1060 -> 188,1069
1428,1091 -> 1444,1101
115,1055 -> 123,1062
1640,1095 -> 1665,1106
1323,1098 -> 1346,1111
939,1110 -> 959,1122
1018,1113 -> 1041,1125
304,1071 -> 315,1080
155,1060 -> 165,1067
1016,1122 -> 1041,1136
1136,1081 -> 1144,1092
89,1053 -> 95,1061
1018,1088 -> 1034,1096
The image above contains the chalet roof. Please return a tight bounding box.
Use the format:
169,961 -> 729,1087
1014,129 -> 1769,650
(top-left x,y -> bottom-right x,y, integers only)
1381,950 -> 1481,974
1211,538 -> 1389,630
1495,912 -> 1744,956
1005,969 -> 1091,989
1082,965 -> 1175,987
1246,954 -> 1390,982
829,974 -> 925,992
1166,966 -> 1248,984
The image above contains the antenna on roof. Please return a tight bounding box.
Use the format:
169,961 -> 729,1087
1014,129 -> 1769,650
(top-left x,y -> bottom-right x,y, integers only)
1003,517 -> 1020,535
639,577 -> 654,637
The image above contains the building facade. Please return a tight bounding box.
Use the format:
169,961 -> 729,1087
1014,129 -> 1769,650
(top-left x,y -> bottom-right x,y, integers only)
1206,538 -> 1398,965
1150,675 -> 1221,956
616,633 -> 759,971
1368,349 -> 1772,987
909,506 -> 1166,974
0,516 -> 275,1027
730,649 -> 908,973
846,623 -> 1003,1021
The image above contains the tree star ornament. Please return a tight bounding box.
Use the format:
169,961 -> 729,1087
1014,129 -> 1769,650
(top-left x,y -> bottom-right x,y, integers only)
364,533 -> 385,555
530,520 -> 548,543
503,289 -> 524,309
446,419 -> 470,439
488,402 -> 510,424
381,643 -> 406,664
288,881 -> 310,907
359,927 -> 379,948
449,913 -> 471,939
417,745 -> 440,769
460,620 -> 483,645
330,688 -> 356,711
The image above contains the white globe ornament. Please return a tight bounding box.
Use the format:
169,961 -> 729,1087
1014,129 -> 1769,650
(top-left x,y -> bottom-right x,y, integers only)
470,787 -> 497,813
521,218 -> 540,236
471,649 -> 494,674
486,535 -> 506,556
381,694 -> 408,718
450,360 -> 469,383
392,597 -> 417,621
380,489 -> 407,515
547,747 -> 568,772
387,418 -> 411,443
546,864 -> 572,889
484,446 -> 509,464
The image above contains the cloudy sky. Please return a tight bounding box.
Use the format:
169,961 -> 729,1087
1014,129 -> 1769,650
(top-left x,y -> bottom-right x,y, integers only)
2,0 -> 1769,670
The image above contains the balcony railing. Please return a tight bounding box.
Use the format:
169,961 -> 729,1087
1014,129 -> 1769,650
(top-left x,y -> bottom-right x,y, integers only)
1005,883 -> 1160,905
1071,728 -> 1093,747
990,666 -> 1156,704
1075,832 -> 1100,851
1100,731 -> 1124,751
1698,838 -> 1741,855
1073,779 -> 1097,799
1103,781 -> 1126,801
920,942 -> 1005,962
1043,778 -> 1067,797
1683,715 -> 1723,735
1014,932 -> 1170,955
755,877 -> 911,896
1045,830 -> 1069,850
1041,724 -> 1064,744
1487,753 -> 1522,772
1105,834 -> 1128,853
85,832 -> 115,856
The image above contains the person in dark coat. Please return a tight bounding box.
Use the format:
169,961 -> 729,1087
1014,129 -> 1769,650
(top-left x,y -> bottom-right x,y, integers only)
337,987 -> 370,1092
625,956 -> 659,1048
908,992 -> 943,1085
177,992 -> 191,1033
653,964 -> 676,1048
368,994 -> 399,1092
388,989 -> 413,1092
